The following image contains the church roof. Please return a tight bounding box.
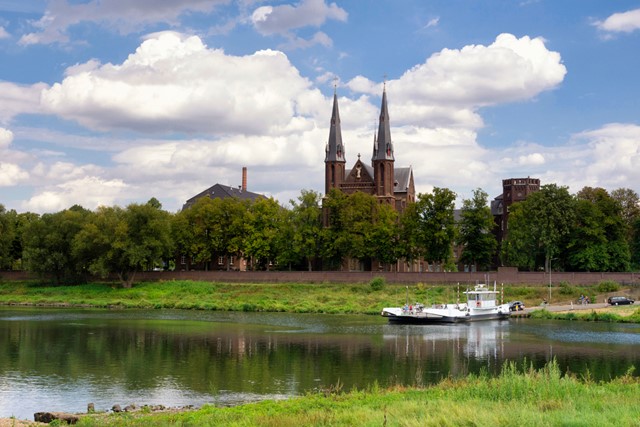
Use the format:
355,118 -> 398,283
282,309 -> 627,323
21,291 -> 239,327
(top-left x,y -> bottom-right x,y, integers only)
372,87 -> 394,161
325,91 -> 346,163
182,183 -> 264,210
394,166 -> 412,193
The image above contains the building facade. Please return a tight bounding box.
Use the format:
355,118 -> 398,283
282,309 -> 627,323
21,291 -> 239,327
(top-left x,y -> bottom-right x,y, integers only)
324,87 -> 415,214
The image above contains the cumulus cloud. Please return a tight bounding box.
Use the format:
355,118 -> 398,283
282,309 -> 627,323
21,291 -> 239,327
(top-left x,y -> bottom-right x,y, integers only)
0,81 -> 49,124
0,127 -> 13,149
23,176 -> 129,212
19,0 -> 226,45
41,32 -> 322,134
0,26 -> 10,39
251,0 -> 347,35
595,8 -> 640,34
347,34 -> 566,129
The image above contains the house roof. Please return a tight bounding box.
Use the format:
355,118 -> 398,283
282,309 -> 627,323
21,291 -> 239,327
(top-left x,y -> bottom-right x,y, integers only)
182,183 -> 264,210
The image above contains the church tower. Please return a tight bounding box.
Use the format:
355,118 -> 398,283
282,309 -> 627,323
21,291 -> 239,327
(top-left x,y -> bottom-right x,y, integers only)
324,90 -> 346,195
372,86 -> 395,202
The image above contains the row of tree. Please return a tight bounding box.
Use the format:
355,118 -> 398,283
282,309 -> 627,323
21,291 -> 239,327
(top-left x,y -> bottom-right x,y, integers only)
1,185 -> 640,286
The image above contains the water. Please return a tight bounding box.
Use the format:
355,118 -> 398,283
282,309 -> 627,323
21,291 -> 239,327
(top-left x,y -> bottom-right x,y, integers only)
1,307 -> 639,419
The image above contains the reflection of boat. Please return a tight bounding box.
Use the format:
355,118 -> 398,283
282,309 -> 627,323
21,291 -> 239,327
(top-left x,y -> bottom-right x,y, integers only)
381,283 -> 510,324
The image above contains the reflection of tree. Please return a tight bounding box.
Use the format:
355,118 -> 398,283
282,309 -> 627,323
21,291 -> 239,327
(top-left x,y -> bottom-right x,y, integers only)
1,312 -> 638,400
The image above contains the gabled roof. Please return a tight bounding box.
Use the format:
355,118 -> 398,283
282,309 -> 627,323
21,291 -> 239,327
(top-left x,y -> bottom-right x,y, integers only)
182,183 -> 264,210
393,166 -> 412,193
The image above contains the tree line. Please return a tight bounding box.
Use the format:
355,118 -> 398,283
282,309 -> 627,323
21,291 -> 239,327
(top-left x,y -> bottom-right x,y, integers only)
1,185 -> 639,286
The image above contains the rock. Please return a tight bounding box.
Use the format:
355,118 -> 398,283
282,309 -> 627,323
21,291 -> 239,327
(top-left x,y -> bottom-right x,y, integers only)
123,404 -> 137,412
34,412 -> 79,424
87,403 -> 95,413
112,404 -> 122,413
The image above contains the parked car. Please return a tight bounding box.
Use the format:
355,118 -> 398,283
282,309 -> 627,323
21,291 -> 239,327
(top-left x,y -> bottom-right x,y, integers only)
509,301 -> 525,311
607,296 -> 635,306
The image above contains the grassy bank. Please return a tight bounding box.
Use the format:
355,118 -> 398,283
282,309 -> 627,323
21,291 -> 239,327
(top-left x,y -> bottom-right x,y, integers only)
0,279 -> 637,318
72,360 -> 639,426
530,306 -> 640,323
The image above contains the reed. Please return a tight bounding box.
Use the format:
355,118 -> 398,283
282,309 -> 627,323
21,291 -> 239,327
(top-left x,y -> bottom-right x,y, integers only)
74,360 -> 640,426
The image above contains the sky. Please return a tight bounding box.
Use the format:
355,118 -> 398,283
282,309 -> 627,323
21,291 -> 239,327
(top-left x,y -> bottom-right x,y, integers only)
1,0 -> 640,214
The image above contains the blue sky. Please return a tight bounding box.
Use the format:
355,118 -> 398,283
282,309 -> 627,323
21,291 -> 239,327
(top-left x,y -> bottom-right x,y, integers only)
1,0 -> 639,213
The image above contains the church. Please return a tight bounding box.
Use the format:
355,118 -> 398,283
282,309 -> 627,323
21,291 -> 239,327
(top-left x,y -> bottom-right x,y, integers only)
324,86 -> 415,213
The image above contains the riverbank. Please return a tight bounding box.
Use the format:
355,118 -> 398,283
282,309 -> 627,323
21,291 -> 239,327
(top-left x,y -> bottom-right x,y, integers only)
4,360 -> 638,426
1,279 -> 638,321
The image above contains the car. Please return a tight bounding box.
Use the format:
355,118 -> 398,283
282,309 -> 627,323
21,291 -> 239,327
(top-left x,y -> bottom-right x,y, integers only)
509,301 -> 525,311
607,296 -> 635,306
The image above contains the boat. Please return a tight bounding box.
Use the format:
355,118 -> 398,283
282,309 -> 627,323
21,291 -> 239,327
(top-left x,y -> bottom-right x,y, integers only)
381,282 -> 511,324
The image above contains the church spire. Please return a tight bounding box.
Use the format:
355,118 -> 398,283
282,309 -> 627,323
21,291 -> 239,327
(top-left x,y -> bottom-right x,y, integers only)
372,84 -> 394,161
325,89 -> 346,163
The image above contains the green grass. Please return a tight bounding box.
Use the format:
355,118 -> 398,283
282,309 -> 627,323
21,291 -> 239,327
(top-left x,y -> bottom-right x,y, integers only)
74,360 -> 640,426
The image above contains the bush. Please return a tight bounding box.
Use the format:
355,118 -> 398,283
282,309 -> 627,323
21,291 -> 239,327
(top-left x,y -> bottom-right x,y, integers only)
369,277 -> 386,291
596,280 -> 620,293
558,281 -> 574,295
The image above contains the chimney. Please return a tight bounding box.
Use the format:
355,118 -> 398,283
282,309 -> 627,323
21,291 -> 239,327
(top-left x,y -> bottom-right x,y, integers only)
242,167 -> 247,192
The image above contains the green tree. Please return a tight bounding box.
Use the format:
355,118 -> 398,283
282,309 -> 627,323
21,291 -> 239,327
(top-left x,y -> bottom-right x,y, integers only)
567,187 -> 630,271
74,202 -> 173,287
370,202 -> 400,270
458,188 -> 497,271
288,189 -> 323,271
397,202 -> 422,271
415,188 -> 457,270
22,206 -> 91,283
611,188 -> 640,269
0,204 -> 15,270
502,184 -> 575,272
244,197 -> 282,270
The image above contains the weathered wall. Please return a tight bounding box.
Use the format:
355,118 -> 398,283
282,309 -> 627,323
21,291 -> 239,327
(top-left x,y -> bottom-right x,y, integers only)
2,269 -> 639,285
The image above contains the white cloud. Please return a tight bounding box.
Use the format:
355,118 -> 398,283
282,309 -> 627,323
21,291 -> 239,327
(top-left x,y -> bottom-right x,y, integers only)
23,176 -> 129,212
251,0 -> 347,35
279,31 -> 333,50
0,26 -> 10,39
348,34 -> 566,129
424,17 -> 440,29
595,8 -> 640,34
19,0 -> 226,45
41,32 -> 320,135
0,127 -> 13,149
0,81 -> 49,124
0,162 -> 29,186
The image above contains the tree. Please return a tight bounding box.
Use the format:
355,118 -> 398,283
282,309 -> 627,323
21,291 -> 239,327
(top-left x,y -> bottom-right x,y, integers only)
397,202 -> 422,271
414,188 -> 457,270
370,202 -> 400,270
567,187 -> 630,272
244,198 -> 282,270
501,184 -> 575,272
287,189 -> 323,271
0,204 -> 15,270
458,189 -> 497,271
611,188 -> 640,269
74,202 -> 173,287
22,206 -> 91,283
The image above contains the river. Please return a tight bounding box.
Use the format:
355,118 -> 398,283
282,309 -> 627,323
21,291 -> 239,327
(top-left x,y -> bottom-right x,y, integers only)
1,307 -> 639,419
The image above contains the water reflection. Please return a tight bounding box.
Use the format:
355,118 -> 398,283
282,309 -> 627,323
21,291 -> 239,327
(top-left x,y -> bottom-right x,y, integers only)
1,308 -> 638,419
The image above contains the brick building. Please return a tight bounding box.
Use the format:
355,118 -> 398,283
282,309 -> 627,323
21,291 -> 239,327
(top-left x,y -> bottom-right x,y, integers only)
324,87 -> 415,213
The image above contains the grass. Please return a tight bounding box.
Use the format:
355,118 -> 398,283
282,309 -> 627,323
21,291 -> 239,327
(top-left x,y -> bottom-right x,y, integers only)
72,360 -> 640,426
1,280 -> 638,322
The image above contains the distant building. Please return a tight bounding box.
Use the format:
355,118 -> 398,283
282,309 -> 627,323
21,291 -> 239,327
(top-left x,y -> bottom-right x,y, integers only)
491,177 -> 541,264
182,167 -> 264,210
322,86 -> 417,271
178,167 -> 264,271
323,86 -> 415,214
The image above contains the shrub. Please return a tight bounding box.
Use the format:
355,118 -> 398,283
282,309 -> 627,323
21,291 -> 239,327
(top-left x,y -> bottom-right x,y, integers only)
558,281 -> 574,295
369,277 -> 386,291
596,280 -> 620,293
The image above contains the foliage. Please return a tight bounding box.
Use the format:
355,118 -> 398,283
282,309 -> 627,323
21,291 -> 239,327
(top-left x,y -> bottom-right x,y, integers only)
22,205 -> 91,284
0,204 -> 15,270
73,201 -> 173,287
502,184 -> 575,271
285,189 -> 323,271
414,188 -> 457,267
457,188 -> 497,271
596,280 -> 620,293
244,197 -> 283,270
369,276 -> 385,291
